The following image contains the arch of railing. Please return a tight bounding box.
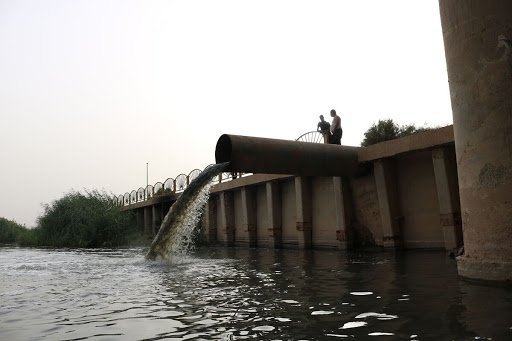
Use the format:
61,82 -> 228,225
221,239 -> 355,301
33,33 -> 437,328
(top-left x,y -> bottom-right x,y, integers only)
175,174 -> 188,192
115,131 -> 321,206
188,169 -> 201,183
137,187 -> 145,201
295,131 -> 327,144
163,178 -> 175,193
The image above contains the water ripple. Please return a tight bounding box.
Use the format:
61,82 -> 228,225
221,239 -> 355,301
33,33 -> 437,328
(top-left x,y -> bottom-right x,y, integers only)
1,247 -> 511,340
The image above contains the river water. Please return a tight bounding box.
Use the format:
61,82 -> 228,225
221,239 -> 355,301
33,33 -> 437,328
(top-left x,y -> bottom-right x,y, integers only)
1,247 -> 511,340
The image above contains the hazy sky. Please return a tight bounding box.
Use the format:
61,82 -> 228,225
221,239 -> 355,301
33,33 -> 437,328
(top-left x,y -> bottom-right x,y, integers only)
0,0 -> 453,227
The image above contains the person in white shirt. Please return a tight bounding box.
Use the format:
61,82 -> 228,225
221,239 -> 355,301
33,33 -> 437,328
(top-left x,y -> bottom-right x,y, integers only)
329,109 -> 342,144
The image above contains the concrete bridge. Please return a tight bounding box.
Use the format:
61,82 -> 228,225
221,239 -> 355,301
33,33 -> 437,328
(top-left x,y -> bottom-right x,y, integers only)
121,2 -> 512,282
121,126 -> 459,251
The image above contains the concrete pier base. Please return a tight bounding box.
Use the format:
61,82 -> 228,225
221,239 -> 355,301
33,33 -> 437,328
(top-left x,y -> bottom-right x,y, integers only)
203,199 -> 217,243
219,191 -> 235,246
295,177 -> 312,249
266,182 -> 282,248
374,159 -> 402,248
440,0 -> 512,281
333,177 -> 352,249
432,148 -> 462,251
241,187 -> 257,247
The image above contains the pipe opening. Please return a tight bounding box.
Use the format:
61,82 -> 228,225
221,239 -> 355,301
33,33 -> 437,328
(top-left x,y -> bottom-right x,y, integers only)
215,134 -> 232,164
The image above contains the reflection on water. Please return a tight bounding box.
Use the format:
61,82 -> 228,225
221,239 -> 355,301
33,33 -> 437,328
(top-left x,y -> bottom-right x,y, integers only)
0,247 -> 511,340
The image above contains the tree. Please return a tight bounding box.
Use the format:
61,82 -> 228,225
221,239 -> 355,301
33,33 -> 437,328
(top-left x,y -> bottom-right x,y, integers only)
361,119 -> 430,147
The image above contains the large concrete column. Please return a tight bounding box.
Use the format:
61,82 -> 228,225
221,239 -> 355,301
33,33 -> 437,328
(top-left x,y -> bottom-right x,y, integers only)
374,159 -> 402,248
432,148 -> 463,251
219,191 -> 235,246
241,187 -> 257,247
295,176 -> 312,249
333,177 -> 352,249
439,1 -> 512,281
266,181 -> 282,248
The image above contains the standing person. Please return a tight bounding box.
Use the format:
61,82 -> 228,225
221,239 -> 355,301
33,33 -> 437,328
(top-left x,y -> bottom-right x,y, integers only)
317,115 -> 330,133
329,109 -> 342,144
317,115 -> 331,143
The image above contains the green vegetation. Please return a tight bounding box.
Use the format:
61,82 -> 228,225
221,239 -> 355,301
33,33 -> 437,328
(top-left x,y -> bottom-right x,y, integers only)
361,119 -> 431,147
0,217 -> 29,244
0,190 -> 142,248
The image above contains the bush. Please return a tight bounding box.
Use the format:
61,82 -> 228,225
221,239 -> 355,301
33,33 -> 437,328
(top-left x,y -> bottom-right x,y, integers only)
0,217 -> 27,244
361,119 -> 430,147
35,190 -> 138,248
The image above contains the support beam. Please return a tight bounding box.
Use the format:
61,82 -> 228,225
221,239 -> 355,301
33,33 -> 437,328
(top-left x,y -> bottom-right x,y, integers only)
374,159 -> 402,248
203,198 -> 217,244
152,204 -> 162,235
143,206 -> 152,236
333,177 -> 352,249
136,209 -> 144,233
219,191 -> 235,246
295,177 -> 312,249
241,187 -> 257,247
440,0 -> 512,281
432,148 -> 462,251
266,181 -> 282,248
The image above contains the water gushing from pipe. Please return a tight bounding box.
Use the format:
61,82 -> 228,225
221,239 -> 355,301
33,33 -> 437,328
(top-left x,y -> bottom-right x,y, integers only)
145,162 -> 228,261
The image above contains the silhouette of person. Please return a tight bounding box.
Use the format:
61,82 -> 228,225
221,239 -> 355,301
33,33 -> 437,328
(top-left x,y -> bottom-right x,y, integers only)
317,115 -> 330,133
329,109 -> 342,145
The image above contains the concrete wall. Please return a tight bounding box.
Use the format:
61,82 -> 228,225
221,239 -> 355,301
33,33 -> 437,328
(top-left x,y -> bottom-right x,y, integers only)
311,177 -> 338,247
396,151 -> 443,248
350,174 -> 382,246
202,126 -> 462,251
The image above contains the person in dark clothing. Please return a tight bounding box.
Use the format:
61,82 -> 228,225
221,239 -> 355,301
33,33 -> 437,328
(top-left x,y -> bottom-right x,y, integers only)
317,115 -> 330,133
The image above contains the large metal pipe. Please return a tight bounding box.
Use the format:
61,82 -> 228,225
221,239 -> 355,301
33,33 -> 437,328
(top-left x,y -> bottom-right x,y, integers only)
215,134 -> 359,176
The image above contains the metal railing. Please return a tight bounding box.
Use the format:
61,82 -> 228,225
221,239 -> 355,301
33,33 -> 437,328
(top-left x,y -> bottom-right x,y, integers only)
114,165 -> 251,207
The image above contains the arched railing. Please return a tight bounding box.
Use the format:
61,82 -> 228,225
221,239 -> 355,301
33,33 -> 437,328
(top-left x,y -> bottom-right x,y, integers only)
137,187 -> 145,201
154,182 -> 164,196
188,169 -> 201,183
175,174 -> 188,193
164,178 -> 175,193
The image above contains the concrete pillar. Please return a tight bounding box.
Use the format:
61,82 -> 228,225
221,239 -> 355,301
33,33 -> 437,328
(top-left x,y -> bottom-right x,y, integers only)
203,198 -> 217,244
374,159 -> 402,248
439,1 -> 512,281
295,176 -> 312,249
143,206 -> 152,236
219,191 -> 235,246
241,187 -> 257,247
432,148 -> 463,251
152,204 -> 162,235
266,181 -> 282,248
333,177 -> 352,249
136,209 -> 144,233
